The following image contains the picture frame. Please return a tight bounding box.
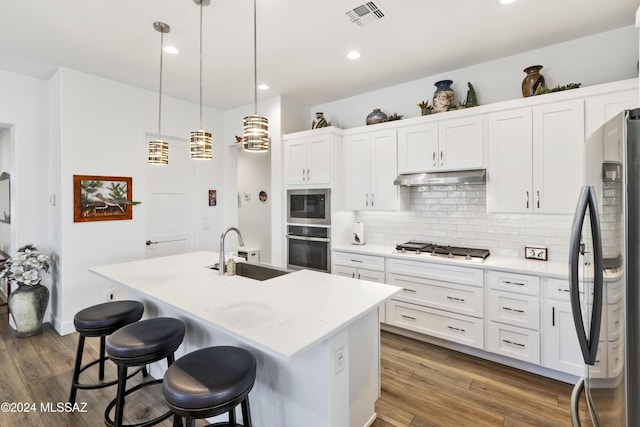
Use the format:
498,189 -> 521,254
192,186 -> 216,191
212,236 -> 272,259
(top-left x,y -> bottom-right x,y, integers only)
73,175 -> 133,222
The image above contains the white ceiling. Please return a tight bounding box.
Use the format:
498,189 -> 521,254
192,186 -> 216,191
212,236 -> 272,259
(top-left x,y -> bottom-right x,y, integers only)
0,0 -> 637,110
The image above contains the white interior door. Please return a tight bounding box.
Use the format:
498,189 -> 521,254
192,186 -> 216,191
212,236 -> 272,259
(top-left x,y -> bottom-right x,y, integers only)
145,136 -> 194,258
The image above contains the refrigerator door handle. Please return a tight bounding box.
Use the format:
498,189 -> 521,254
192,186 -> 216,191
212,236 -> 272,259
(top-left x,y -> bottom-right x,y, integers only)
569,186 -> 604,365
571,377 -> 602,426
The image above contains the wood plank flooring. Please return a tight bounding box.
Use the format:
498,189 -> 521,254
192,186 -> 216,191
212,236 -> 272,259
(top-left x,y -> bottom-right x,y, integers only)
1,305 -> 589,426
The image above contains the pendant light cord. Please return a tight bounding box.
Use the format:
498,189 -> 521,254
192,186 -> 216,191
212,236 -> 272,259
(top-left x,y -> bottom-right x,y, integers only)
253,0 -> 257,115
158,30 -> 164,140
199,1 -> 204,128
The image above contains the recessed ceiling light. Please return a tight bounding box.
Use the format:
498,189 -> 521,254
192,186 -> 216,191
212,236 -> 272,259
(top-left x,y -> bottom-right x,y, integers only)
258,84 -> 269,90
163,46 -> 179,54
346,51 -> 361,60
499,0 -> 518,4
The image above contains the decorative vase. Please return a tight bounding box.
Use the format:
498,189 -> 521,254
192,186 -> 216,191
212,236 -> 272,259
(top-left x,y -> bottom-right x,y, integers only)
432,80 -> 455,113
522,65 -> 545,97
366,108 -> 388,125
8,284 -> 49,337
312,112 -> 328,129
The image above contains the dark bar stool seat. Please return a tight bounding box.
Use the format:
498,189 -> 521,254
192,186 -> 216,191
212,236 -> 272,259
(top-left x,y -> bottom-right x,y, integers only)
105,317 -> 185,427
69,300 -> 145,404
163,346 -> 257,427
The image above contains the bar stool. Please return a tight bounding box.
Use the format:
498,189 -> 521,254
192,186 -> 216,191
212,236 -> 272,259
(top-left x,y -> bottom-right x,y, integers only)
69,300 -> 145,404
105,317 -> 186,427
162,346 -> 257,427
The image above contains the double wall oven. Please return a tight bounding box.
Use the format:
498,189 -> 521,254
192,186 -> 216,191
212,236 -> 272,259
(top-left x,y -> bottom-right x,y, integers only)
286,189 -> 330,272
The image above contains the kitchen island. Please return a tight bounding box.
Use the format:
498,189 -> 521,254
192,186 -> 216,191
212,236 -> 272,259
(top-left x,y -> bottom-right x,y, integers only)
90,251 -> 400,427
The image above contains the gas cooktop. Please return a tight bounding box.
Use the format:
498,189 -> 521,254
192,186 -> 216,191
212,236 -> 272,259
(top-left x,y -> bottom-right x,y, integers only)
394,241 -> 490,263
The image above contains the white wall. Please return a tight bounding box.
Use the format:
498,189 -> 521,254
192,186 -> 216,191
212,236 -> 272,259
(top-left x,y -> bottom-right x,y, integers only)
50,67 -> 226,334
310,26 -> 638,130
0,70 -> 50,303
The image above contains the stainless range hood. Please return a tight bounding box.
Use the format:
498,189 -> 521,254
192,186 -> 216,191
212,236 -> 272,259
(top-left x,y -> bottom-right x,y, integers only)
394,169 -> 486,186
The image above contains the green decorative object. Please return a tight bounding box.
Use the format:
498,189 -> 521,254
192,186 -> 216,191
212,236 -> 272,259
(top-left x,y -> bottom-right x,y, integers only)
387,113 -> 404,121
539,83 -> 581,94
464,82 -> 478,107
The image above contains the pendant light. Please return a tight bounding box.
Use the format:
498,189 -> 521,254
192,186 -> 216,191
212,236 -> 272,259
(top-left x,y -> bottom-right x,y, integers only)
148,22 -> 170,165
243,0 -> 269,152
190,0 -> 212,159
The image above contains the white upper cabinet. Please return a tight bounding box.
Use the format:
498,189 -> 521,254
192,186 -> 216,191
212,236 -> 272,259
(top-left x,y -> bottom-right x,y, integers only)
343,128 -> 406,211
487,99 -> 584,214
397,115 -> 483,174
283,128 -> 341,187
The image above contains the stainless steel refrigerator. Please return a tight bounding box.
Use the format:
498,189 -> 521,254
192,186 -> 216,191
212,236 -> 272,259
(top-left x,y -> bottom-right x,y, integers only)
569,108 -> 640,426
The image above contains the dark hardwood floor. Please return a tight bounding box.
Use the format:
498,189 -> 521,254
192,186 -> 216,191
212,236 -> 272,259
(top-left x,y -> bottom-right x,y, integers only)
1,305 -> 589,426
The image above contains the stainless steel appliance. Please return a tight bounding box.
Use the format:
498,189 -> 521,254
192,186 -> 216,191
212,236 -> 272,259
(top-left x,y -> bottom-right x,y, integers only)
393,241 -> 490,263
286,225 -> 330,272
287,189 -> 330,225
569,109 -> 640,426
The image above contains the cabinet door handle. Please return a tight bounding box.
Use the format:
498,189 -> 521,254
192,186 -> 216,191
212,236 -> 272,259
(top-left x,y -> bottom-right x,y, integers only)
526,191 -> 530,208
365,193 -> 369,207
400,314 -> 416,321
536,190 -> 540,209
440,150 -> 444,166
351,272 -> 355,278
350,259 -> 363,263
447,296 -> 465,302
432,151 -> 436,167
307,168 -> 310,180
371,193 -> 374,207
552,306 -> 555,326
447,325 -> 466,333
502,339 -> 525,348
402,288 -> 416,293
357,273 -> 361,279
502,306 -> 525,313
302,168 -> 306,180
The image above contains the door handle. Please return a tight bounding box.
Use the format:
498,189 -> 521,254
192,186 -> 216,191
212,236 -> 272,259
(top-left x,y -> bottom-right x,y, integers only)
145,240 -> 158,246
440,150 -> 444,166
432,151 -> 436,167
526,191 -> 530,209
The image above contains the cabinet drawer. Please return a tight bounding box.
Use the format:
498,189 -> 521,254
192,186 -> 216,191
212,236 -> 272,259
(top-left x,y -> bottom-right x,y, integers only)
487,271 -> 539,296
608,337 -> 624,378
332,251 -> 385,271
487,290 -> 540,330
546,277 -> 584,301
387,257 -> 483,287
590,343 -> 607,379
388,301 -> 483,349
487,322 -> 540,364
607,298 -> 623,342
607,277 -> 623,304
388,273 -> 483,318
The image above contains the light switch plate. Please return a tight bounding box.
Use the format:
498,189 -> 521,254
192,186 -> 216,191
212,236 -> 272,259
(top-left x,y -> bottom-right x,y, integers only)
525,245 -> 548,261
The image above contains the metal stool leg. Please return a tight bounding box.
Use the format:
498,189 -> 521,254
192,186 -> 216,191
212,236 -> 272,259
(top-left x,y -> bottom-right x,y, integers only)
241,397 -> 252,427
69,335 -> 86,404
114,364 -> 128,427
99,336 -> 106,380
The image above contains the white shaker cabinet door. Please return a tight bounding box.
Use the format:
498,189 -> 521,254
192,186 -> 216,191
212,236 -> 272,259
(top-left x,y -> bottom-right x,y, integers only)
532,99 -> 584,214
397,122 -> 439,173
487,107 -> 533,213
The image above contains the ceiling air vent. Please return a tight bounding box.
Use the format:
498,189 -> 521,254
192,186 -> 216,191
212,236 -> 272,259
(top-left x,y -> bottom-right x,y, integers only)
346,2 -> 386,28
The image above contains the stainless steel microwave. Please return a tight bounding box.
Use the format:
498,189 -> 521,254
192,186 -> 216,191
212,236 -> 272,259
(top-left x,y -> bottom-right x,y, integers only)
286,189 -> 330,225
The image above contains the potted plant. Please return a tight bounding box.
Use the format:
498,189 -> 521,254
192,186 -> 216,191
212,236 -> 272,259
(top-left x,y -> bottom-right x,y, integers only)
0,244 -> 51,337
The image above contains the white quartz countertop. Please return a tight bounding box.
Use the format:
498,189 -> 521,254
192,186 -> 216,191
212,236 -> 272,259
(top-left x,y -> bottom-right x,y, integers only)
332,244 -> 569,279
90,251 -> 400,361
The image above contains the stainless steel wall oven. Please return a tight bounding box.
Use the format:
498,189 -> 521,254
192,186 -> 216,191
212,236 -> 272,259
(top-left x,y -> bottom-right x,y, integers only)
286,225 -> 330,273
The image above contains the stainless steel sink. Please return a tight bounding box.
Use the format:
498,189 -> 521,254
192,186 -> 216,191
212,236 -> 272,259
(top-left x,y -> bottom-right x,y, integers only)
208,262 -> 292,281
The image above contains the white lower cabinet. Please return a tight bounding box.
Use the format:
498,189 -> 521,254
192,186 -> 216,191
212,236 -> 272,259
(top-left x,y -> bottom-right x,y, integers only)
388,301 -> 483,348
541,278 -> 587,377
386,258 -> 484,349
486,271 -> 541,364
332,250 -> 387,322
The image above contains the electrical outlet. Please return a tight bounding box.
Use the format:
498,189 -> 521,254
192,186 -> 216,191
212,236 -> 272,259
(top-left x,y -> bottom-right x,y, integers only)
105,288 -> 114,301
525,245 -> 548,261
335,346 -> 345,374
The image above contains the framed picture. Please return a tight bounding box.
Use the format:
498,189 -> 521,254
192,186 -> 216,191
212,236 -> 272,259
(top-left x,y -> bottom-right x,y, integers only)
73,175 -> 133,222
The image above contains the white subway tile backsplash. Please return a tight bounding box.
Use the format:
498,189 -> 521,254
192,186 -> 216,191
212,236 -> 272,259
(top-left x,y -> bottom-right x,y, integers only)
355,183 -> 573,262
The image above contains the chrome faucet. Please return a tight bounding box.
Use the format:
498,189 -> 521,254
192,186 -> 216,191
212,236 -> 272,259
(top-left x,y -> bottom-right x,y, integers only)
219,227 -> 245,275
